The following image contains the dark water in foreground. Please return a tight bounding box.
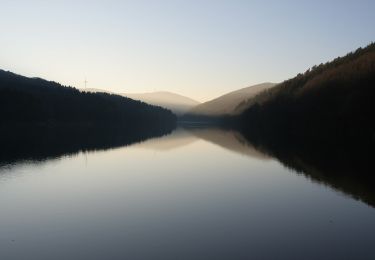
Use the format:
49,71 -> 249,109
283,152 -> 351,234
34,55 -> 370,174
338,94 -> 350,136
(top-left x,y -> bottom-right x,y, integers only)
0,127 -> 374,260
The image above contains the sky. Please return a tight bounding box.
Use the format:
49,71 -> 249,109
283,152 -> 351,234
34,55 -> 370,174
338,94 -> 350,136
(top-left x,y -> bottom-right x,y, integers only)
1,0 -> 374,101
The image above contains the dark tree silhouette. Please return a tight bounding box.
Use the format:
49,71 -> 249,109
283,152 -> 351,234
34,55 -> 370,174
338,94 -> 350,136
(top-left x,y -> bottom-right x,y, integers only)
0,70 -> 177,130
239,43 -> 375,147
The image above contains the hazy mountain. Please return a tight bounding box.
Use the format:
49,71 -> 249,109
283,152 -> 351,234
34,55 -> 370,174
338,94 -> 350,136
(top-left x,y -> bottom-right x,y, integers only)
83,89 -> 200,115
187,83 -> 276,116
122,91 -> 200,115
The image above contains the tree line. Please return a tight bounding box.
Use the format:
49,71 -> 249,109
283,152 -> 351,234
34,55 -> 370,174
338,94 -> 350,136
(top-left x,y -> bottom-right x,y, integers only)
239,42 -> 375,147
0,70 -> 177,130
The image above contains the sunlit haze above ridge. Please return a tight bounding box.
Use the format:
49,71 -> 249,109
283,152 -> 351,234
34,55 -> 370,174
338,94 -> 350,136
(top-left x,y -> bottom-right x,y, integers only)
1,0 -> 374,101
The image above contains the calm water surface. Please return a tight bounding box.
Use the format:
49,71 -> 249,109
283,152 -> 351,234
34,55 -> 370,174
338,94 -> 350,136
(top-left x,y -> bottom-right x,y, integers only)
0,128 -> 374,259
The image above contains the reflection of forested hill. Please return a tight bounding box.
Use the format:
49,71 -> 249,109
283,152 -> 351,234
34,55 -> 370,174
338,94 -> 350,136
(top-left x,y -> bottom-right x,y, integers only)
186,127 -> 269,160
133,128 -> 197,151
0,125 -> 174,166
241,128 -> 375,208
180,122 -> 375,208
183,126 -> 375,209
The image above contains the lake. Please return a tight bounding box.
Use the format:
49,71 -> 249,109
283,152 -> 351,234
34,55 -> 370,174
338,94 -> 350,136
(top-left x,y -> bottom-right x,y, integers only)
0,127 -> 374,259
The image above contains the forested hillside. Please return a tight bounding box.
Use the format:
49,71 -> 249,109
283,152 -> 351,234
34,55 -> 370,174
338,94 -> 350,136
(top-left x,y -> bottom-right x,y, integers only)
0,70 -> 176,129
187,82 -> 276,117
239,43 -> 375,145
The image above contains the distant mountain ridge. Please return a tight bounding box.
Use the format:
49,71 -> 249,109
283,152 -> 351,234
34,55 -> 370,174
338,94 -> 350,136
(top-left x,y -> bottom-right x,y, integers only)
186,82 -> 276,117
84,89 -> 200,115
122,91 -> 200,115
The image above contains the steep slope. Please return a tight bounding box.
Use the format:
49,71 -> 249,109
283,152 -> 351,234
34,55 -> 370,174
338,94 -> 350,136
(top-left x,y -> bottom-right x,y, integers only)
187,83 -> 276,117
0,70 -> 176,129
239,43 -> 375,144
236,43 -> 375,207
122,91 -> 200,116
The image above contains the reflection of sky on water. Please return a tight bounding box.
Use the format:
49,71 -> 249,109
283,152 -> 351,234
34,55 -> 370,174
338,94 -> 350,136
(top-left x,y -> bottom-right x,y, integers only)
0,128 -> 374,260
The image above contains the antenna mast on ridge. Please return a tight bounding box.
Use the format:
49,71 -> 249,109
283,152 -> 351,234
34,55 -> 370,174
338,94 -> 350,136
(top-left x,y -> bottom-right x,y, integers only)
84,78 -> 88,89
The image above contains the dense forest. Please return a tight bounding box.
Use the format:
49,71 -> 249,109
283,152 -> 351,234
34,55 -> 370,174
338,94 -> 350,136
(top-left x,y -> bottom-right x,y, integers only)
238,43 -> 375,148
0,70 -> 176,130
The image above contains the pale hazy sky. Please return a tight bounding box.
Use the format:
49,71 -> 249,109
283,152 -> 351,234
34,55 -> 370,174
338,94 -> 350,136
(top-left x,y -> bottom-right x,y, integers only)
1,0 -> 374,101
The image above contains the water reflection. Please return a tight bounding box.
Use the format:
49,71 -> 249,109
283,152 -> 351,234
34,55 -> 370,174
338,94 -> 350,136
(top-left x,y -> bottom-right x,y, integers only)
0,125 -> 174,167
134,128 -> 197,151
0,126 -> 374,259
1,125 -> 374,208
186,127 -> 375,209
239,128 -> 375,208
186,127 -> 269,160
